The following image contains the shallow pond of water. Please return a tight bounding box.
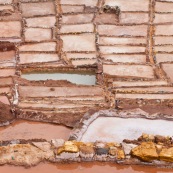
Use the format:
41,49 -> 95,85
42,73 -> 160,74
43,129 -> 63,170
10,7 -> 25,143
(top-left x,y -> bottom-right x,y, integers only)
21,72 -> 96,85
0,162 -> 173,173
0,120 -> 71,141
81,117 -> 173,143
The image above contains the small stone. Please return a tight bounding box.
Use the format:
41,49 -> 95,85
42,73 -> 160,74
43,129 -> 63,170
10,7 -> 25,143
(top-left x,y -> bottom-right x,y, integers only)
106,142 -> 121,148
109,147 -> 117,156
51,139 -> 65,148
122,143 -> 137,155
79,145 -> 94,155
156,144 -> 163,153
96,147 -> 109,156
117,149 -> 125,160
131,142 -> 158,162
159,147 -> 173,162
56,152 -> 79,160
57,141 -> 79,155
79,145 -> 95,158
10,140 -> 20,145
138,133 -> 155,142
155,135 -> 170,144
94,141 -> 106,148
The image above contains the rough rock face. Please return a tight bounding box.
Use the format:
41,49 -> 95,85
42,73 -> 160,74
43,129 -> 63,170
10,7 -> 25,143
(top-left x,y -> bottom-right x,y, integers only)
131,142 -> 158,162
159,148 -> 173,162
3,135 -> 173,167
0,143 -> 54,167
79,145 -> 95,158
0,101 -> 14,125
57,141 -> 79,155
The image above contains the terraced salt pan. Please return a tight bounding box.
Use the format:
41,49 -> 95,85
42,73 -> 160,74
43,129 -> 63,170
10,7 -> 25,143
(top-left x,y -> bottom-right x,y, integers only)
0,120 -> 71,141
104,0 -> 149,11
21,72 -> 96,85
81,117 -> 173,143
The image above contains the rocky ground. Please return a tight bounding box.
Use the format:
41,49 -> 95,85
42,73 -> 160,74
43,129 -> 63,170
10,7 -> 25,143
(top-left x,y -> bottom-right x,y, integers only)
0,101 -> 14,126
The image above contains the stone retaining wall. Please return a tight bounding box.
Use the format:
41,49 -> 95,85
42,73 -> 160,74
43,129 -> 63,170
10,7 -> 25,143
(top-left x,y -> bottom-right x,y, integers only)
1,134 -> 173,168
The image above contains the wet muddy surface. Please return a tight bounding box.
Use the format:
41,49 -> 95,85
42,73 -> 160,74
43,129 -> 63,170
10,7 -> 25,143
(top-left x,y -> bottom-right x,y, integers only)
0,120 -> 71,141
81,117 -> 173,143
1,162 -> 173,173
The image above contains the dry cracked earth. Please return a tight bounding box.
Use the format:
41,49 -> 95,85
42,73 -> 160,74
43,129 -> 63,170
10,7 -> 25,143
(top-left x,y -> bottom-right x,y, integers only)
1,0 -> 173,171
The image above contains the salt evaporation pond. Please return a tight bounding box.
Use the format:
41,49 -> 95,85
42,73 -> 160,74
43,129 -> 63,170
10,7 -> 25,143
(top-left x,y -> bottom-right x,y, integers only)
81,117 -> 173,142
21,72 -> 96,85
0,120 -> 71,141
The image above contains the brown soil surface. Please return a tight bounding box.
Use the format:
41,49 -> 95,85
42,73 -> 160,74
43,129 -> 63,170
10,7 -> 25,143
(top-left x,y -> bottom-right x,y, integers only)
0,162 -> 172,173
0,101 -> 14,124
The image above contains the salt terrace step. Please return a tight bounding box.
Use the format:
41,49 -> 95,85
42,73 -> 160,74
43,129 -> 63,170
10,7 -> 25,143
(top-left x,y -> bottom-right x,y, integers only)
60,24 -> 94,34
155,1 -> 173,12
60,5 -> 85,13
0,69 -> 15,77
49,96 -> 105,101
103,64 -> 155,78
0,95 -> 10,105
162,63 -> 173,82
115,93 -> 173,99
156,54 -> 173,63
0,51 -> 15,64
60,0 -> 98,6
0,21 -> 21,38
24,28 -> 52,42
19,42 -> 57,52
0,87 -> 11,94
0,77 -> 13,86
66,53 -> 96,60
71,59 -> 97,66
120,13 -> 149,24
155,37 -> 173,45
114,87 -> 173,93
94,13 -> 119,24
99,37 -> 146,45
61,34 -> 96,52
19,86 -> 103,98
155,46 -> 173,53
104,0 -> 149,11
100,46 -> 146,54
22,108 -> 99,115
25,16 -> 56,28
18,102 -> 102,109
21,2 -> 56,17
19,53 -> 60,64
0,5 -> 14,12
98,25 -> 148,37
113,80 -> 168,87
0,0 -> 12,4
102,55 -> 146,63
62,14 -> 94,24
154,14 -> 173,23
156,25 -> 173,35
19,96 -> 105,104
